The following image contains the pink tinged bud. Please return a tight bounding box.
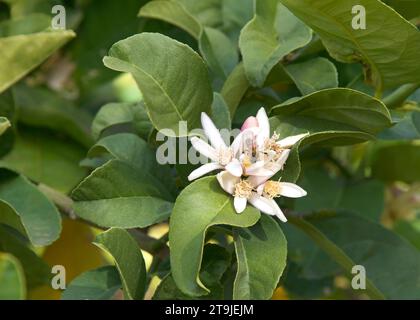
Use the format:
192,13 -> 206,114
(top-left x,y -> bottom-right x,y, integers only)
241,116 -> 259,131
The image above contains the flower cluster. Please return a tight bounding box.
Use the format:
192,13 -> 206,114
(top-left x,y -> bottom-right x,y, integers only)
188,108 -> 308,222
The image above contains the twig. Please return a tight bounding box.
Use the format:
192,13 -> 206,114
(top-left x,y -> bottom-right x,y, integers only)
382,83 -> 420,109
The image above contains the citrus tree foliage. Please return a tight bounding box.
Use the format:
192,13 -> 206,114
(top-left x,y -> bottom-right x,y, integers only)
0,0 -> 420,300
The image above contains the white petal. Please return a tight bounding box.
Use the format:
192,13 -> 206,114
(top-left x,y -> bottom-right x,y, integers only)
276,149 -> 291,169
248,175 -> 270,188
246,162 -> 276,177
270,200 -> 288,222
231,128 -> 258,157
277,133 -> 309,148
279,182 -> 307,198
256,107 -> 270,142
234,196 -> 248,213
216,171 -> 240,195
248,194 -> 277,216
188,163 -> 223,181
191,137 -> 218,161
225,159 -> 243,177
201,112 -> 227,149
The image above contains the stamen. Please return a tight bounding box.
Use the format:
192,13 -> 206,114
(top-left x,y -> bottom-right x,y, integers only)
263,181 -> 282,199
234,180 -> 253,198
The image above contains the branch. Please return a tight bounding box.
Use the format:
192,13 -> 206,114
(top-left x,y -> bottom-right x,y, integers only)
382,83 -> 420,109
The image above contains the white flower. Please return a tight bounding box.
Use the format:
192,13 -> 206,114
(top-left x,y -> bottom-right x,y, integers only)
217,171 -> 307,222
188,113 -> 244,181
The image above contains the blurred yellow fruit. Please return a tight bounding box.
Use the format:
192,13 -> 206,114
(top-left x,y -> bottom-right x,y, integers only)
28,218 -> 105,300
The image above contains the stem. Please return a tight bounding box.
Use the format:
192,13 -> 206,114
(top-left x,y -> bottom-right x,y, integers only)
382,83 -> 420,109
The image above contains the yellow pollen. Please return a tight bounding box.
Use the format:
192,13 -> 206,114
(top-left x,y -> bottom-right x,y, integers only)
263,181 -> 282,199
242,155 -> 252,169
234,180 -> 253,198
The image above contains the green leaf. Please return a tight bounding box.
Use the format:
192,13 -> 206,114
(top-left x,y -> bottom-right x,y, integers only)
103,33 -> 213,136
0,117 -> 11,136
221,63 -> 250,116
270,88 -> 392,182
233,215 -> 287,300
378,110 -> 420,140
0,170 -> 61,246
239,0 -> 312,87
0,30 -> 76,93
270,88 -> 392,142
87,133 -> 177,195
153,244 -> 230,300
91,102 -> 152,141
72,160 -> 173,229
0,225 -> 50,289
13,85 -> 93,148
61,266 -> 122,300
170,176 -> 260,297
211,92 -> 231,130
0,128 -> 87,193
94,228 -> 146,300
139,0 -> 202,39
0,253 -> 26,299
279,0 -> 420,91
289,213 -> 420,299
370,141 -> 420,183
284,57 -> 338,95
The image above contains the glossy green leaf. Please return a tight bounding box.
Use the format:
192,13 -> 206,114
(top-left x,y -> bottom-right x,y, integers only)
279,0 -> 420,91
199,27 -> 238,80
211,92 -> 231,130
0,91 -> 16,157
0,170 -> 61,246
0,13 -> 50,37
270,88 -> 392,142
284,57 -> 338,95
61,266 -> 121,300
221,63 -> 250,116
87,133 -> 177,194
289,213 -> 420,299
103,33 -> 213,135
239,0 -> 312,87
0,253 -> 26,299
0,30 -> 75,93
0,128 -> 87,193
378,110 -> 420,140
94,228 -> 146,300
153,244 -> 230,300
72,159 -> 173,229
139,0 -> 202,39
170,176 -> 260,296
233,215 -> 287,300
91,102 -> 152,141
0,225 -> 50,289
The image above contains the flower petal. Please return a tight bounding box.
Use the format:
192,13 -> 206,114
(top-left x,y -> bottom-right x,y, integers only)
216,171 -> 240,195
246,161 -> 275,177
226,158 -> 243,177
270,199 -> 288,222
276,149 -> 290,169
248,194 -> 276,216
231,127 -> 258,156
201,112 -> 227,149
241,116 -> 259,131
256,107 -> 270,143
279,182 -> 307,198
277,133 -> 309,148
234,196 -> 248,213
188,163 -> 223,181
190,137 -> 218,162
